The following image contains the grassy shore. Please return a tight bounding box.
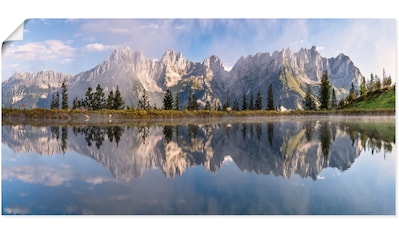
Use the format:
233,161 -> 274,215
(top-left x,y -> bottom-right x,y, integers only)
345,88 -> 395,110
1,107 -> 395,126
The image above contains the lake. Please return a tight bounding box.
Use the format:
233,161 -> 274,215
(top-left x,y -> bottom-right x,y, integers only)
1,115 -> 396,215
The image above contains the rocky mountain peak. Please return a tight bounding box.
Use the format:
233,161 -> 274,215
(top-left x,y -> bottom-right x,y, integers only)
204,55 -> 224,70
107,46 -> 146,65
161,49 -> 185,64
2,46 -> 364,110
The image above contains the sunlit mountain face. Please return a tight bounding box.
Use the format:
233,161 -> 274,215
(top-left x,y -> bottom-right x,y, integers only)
2,46 -> 362,110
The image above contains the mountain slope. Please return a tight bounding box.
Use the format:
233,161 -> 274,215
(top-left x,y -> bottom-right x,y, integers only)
2,46 -> 363,110
344,88 -> 395,110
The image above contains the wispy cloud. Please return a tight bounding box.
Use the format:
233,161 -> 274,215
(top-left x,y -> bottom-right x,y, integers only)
2,165 -> 74,187
3,40 -> 77,61
83,43 -> 119,52
84,176 -> 111,185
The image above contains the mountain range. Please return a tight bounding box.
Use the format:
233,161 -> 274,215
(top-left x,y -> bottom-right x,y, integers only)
2,46 -> 363,110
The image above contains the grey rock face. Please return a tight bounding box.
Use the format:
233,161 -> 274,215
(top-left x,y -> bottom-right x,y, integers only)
2,46 -> 363,110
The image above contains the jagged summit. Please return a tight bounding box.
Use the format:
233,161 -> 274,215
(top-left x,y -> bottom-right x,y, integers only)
2,46 -> 363,110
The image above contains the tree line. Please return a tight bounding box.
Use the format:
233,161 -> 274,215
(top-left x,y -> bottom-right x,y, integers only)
50,82 -> 125,110
161,83 -> 276,112
303,70 -> 393,110
50,69 -> 392,112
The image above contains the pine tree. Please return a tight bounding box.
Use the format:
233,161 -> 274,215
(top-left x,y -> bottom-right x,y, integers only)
174,91 -> 180,110
233,98 -> 240,111
138,88 -> 150,110
303,86 -> 316,110
347,82 -> 356,103
113,86 -> 125,110
255,90 -> 262,110
360,76 -> 367,96
163,88 -> 174,110
187,89 -> 199,110
248,93 -> 254,110
267,84 -> 274,110
53,92 -> 60,109
84,86 -> 93,109
61,80 -> 68,109
367,73 -> 375,92
223,94 -> 231,110
383,75 -> 392,89
107,91 -> 114,109
72,97 -> 79,109
93,84 -> 106,110
241,92 -> 248,110
318,71 -> 331,110
331,88 -> 337,109
375,75 -> 382,90
50,93 -> 59,109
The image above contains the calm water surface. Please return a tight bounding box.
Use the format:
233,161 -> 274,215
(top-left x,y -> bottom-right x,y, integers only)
1,116 -> 396,215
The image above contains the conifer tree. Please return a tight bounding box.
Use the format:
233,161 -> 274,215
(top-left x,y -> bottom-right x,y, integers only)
233,98 -> 240,111
255,90 -> 262,110
61,80 -> 68,109
223,94 -> 231,110
163,88 -> 174,110
187,89 -> 199,110
241,92 -> 248,110
267,84 -> 274,110
93,84 -> 106,110
138,88 -> 150,110
174,91 -> 180,110
367,73 -> 375,92
54,92 -> 60,109
107,91 -> 114,109
360,76 -> 367,96
84,86 -> 93,109
50,92 -> 60,109
113,86 -> 125,110
72,97 -> 80,109
303,86 -> 316,110
249,93 -> 254,110
347,82 -> 356,103
383,75 -> 392,89
318,71 -> 331,110
331,88 -> 337,109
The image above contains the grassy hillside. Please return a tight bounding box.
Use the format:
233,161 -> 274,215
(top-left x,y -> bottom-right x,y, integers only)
344,88 -> 395,110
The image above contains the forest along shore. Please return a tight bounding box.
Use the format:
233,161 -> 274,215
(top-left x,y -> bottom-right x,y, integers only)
1,108 -> 395,126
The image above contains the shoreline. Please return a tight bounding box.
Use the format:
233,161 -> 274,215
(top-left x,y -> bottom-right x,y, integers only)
1,108 -> 395,126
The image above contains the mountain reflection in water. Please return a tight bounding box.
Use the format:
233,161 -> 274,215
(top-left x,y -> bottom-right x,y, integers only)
2,117 -> 395,181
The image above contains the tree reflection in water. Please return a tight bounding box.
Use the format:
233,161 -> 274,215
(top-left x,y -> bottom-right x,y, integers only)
41,119 -> 395,180
70,126 -> 125,149
319,121 -> 331,159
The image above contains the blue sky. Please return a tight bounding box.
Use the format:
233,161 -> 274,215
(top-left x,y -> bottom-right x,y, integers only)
2,18 -> 397,82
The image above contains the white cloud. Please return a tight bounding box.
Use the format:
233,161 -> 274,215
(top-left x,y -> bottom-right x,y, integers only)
83,43 -> 118,52
2,165 -> 74,187
3,40 -> 77,61
84,176 -> 111,185
61,58 -> 73,64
